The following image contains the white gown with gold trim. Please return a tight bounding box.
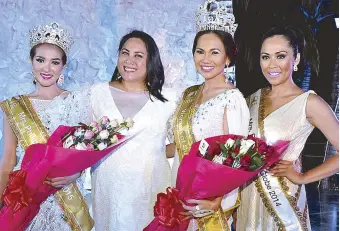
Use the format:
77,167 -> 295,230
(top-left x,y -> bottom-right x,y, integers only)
170,88 -> 250,230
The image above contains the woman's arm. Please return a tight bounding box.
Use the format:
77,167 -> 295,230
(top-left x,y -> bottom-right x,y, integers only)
270,94 -> 339,184
0,114 -> 18,198
44,89 -> 92,188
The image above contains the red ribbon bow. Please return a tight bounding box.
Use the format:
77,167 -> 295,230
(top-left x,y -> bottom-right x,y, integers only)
1,170 -> 33,213
154,187 -> 185,228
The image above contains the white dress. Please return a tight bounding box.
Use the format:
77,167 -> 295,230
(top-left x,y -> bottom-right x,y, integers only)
237,90 -> 315,231
0,91 -> 92,231
90,82 -> 178,231
171,88 -> 250,230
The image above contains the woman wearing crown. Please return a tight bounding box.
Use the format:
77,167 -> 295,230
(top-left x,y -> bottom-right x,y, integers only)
167,1 -> 249,230
0,22 -> 93,230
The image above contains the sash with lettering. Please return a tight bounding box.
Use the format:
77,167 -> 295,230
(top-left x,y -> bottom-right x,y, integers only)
0,96 -> 94,231
173,85 -> 239,230
248,89 -> 309,231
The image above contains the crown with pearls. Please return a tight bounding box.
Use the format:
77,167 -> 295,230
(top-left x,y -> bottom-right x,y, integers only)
29,22 -> 73,54
195,0 -> 237,36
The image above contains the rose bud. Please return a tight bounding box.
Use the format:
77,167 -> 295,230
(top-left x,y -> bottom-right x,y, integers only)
98,142 -> 107,150
84,130 -> 94,140
240,154 -> 252,166
110,135 -> 118,144
99,130 -> 110,140
75,142 -> 87,150
239,139 -> 255,154
109,119 -> 119,128
223,155 -> 234,166
125,118 -> 134,128
89,121 -> 99,128
100,116 -> 110,125
92,125 -> 102,133
224,138 -> 235,149
86,144 -> 95,151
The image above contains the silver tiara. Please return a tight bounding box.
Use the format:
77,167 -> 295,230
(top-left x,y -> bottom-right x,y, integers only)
29,22 -> 73,54
195,0 -> 237,36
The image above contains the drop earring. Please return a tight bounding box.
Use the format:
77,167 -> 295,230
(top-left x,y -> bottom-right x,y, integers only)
57,74 -> 64,86
32,71 -> 37,84
224,63 -> 229,83
293,64 -> 298,72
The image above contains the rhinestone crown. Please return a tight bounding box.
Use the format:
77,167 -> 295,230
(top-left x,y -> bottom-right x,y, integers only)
195,0 -> 237,36
29,22 -> 73,54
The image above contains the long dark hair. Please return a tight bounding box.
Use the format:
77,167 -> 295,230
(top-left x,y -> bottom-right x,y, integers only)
111,30 -> 167,102
261,25 -> 319,85
192,30 -> 237,67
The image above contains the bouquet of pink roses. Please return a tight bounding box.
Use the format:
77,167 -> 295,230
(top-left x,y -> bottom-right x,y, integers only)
144,134 -> 289,231
62,116 -> 134,151
0,116 -> 133,231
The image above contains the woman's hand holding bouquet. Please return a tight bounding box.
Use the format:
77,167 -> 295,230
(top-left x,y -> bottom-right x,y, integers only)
144,134 -> 290,231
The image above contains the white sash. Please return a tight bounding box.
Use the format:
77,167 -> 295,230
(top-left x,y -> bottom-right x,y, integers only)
248,89 -> 309,231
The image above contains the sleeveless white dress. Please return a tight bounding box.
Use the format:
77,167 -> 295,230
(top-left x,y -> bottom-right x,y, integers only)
237,90 -> 315,231
0,91 -> 92,231
90,82 -> 178,231
170,88 -> 250,230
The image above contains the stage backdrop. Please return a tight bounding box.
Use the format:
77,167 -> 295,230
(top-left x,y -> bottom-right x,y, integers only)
0,0 -> 210,156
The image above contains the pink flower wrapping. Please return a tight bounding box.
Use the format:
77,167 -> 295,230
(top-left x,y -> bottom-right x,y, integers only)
144,135 -> 290,231
0,125 -> 129,231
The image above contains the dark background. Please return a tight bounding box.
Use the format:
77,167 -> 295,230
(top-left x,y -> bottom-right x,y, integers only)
231,0 -> 339,230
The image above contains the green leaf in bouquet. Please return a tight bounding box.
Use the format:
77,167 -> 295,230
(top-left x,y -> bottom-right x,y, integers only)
251,163 -> 265,171
78,122 -> 88,127
205,153 -> 214,161
251,155 -> 263,168
218,142 -> 229,155
248,164 -> 258,171
247,148 -> 255,155
235,138 -> 241,147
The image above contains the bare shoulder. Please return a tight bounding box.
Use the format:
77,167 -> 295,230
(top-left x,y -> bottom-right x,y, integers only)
306,93 -> 336,125
306,93 -> 330,111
